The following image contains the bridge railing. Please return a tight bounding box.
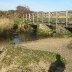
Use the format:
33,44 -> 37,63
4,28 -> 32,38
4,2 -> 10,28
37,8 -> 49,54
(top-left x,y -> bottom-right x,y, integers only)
23,11 -> 72,28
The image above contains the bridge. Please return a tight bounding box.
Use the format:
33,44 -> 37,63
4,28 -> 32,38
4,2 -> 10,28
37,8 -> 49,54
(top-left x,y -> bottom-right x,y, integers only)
23,11 -> 72,32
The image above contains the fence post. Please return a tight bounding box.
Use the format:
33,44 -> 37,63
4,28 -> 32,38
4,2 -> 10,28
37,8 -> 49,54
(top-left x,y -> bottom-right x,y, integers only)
66,10 -> 68,27
49,12 -> 51,25
32,13 -> 34,24
26,13 -> 27,21
29,13 -> 30,22
42,12 -> 44,23
23,14 -> 24,22
37,12 -> 38,23
56,11 -> 58,32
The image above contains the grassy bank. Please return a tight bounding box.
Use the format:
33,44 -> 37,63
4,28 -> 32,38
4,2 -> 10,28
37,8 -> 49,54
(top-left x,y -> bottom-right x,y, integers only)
0,44 -> 65,72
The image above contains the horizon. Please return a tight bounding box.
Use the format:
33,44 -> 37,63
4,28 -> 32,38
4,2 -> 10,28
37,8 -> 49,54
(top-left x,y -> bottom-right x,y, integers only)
0,0 -> 72,12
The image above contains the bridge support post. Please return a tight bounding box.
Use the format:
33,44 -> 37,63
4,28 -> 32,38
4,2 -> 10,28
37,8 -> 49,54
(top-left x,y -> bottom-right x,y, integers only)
30,25 -> 37,39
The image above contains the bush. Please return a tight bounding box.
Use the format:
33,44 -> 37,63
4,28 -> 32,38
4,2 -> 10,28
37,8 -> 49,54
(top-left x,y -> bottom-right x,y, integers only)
13,17 -> 22,25
52,31 -> 63,37
37,24 -> 53,37
37,28 -> 52,37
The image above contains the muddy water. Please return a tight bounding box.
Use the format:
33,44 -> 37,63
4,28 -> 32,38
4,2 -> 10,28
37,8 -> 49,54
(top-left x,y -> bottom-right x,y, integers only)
12,32 -> 37,44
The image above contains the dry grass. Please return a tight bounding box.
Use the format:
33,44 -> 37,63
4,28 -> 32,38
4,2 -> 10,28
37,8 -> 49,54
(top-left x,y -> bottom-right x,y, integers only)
0,18 -> 13,30
0,44 -> 60,72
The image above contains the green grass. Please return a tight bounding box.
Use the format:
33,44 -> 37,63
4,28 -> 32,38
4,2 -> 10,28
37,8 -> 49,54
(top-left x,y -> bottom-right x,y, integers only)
1,45 -> 56,66
1,45 -> 66,66
0,45 -> 66,72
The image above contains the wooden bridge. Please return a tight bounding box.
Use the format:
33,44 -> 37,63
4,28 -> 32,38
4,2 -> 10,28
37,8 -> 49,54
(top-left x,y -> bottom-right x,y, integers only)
23,11 -> 72,28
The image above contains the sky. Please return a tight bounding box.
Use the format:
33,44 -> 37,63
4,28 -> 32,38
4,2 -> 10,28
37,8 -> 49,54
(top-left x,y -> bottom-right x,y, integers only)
0,0 -> 72,12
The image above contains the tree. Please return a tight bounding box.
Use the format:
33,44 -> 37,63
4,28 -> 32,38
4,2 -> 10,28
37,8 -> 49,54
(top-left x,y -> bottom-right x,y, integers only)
16,6 -> 30,13
16,6 -> 31,17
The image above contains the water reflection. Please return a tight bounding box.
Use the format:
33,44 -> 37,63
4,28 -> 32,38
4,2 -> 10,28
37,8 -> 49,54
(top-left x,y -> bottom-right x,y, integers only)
12,32 -> 37,44
13,36 -> 21,44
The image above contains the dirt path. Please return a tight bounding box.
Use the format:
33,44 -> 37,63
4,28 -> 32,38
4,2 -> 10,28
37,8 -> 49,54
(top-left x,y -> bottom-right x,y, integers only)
20,38 -> 72,72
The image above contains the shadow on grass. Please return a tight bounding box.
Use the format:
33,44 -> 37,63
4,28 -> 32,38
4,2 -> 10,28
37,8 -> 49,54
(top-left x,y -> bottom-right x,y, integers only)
48,54 -> 65,72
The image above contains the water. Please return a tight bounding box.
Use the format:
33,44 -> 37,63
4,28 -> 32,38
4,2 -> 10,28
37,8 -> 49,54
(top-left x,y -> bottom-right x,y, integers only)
13,36 -> 21,44
12,32 -> 37,44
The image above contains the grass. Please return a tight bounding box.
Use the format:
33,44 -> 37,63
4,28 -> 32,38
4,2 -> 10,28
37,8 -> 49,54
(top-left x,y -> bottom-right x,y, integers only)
0,44 -> 65,72
0,18 -> 13,30
67,40 -> 72,49
0,44 -> 66,72
1,45 -> 56,66
37,24 -> 53,37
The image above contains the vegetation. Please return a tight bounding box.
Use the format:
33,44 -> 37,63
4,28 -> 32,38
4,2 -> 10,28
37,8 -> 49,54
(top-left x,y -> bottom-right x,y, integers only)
37,24 -> 53,37
0,6 -> 32,18
52,25 -> 72,37
67,40 -> 72,49
0,44 -> 65,72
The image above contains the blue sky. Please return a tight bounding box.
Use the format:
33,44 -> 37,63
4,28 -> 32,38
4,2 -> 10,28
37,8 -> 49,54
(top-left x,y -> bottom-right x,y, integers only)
0,0 -> 72,11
